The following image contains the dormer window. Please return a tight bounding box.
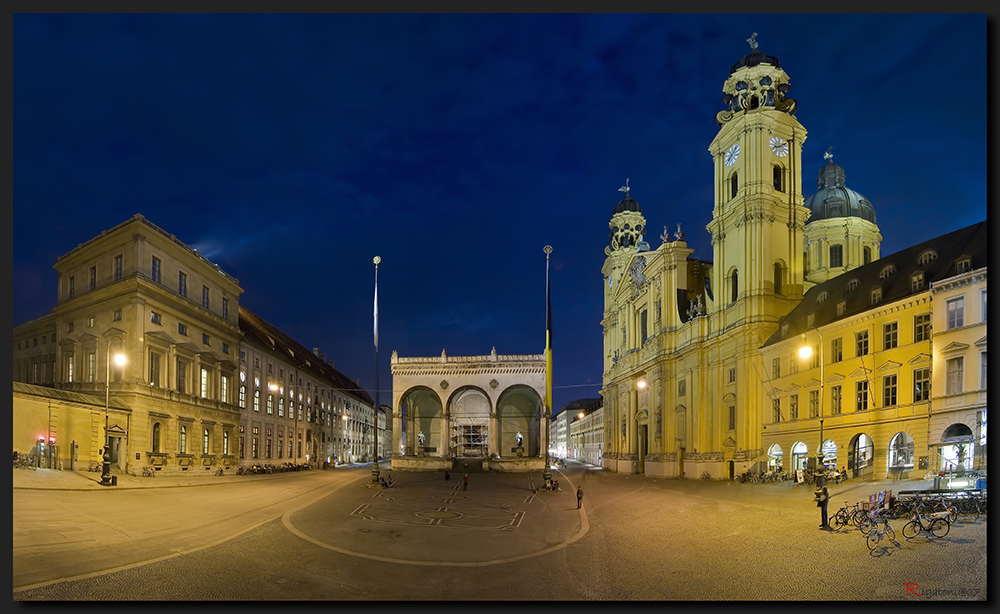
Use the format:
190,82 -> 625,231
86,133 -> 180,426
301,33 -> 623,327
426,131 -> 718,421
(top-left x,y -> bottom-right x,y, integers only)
879,265 -> 896,280
846,279 -> 860,293
816,291 -> 830,305
871,287 -> 882,305
917,250 -> 938,266
956,257 -> 972,274
911,272 -> 925,292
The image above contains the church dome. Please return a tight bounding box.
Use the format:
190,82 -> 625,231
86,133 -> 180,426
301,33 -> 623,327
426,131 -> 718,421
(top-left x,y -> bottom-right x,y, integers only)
612,195 -> 642,215
729,48 -> 782,74
803,158 -> 877,224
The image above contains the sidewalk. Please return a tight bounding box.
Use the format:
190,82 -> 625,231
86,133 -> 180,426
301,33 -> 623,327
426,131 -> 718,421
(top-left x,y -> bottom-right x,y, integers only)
11,465 -> 337,491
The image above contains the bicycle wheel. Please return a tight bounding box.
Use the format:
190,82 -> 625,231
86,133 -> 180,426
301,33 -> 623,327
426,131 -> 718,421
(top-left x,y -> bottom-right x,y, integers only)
902,520 -> 920,539
866,529 -> 882,550
857,514 -> 874,534
930,518 -> 950,538
831,511 -> 846,530
884,523 -> 895,543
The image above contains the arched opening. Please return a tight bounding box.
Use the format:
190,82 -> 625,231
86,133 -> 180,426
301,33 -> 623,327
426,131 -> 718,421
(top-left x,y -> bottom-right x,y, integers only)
773,262 -> 783,295
731,269 -> 739,305
820,439 -> 837,468
152,422 -> 162,453
448,387 -> 491,459
399,387 -> 443,457
847,433 -> 874,478
940,423 -> 974,473
767,443 -> 783,471
731,172 -> 739,200
496,385 -> 542,458
791,441 -> 808,471
887,431 -> 914,477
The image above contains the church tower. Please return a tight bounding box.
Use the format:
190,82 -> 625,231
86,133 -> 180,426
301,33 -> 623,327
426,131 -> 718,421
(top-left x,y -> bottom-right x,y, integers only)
707,33 -> 809,317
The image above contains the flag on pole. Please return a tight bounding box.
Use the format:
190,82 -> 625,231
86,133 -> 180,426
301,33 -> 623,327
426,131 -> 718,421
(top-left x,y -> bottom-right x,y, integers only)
544,246 -> 553,414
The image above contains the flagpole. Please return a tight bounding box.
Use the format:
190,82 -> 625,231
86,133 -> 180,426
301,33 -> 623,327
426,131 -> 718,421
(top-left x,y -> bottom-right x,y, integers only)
372,256 -> 381,483
543,245 -> 553,484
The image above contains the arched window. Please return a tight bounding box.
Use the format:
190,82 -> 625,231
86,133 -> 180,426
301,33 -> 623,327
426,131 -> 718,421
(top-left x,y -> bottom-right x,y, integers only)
888,432 -> 914,469
731,270 -> 739,304
731,172 -> 738,199
918,249 -> 938,266
863,246 -> 872,265
772,165 -> 783,191
879,264 -> 897,280
152,422 -> 161,453
179,425 -> 187,454
203,428 -> 211,454
223,431 -> 230,455
773,263 -> 782,294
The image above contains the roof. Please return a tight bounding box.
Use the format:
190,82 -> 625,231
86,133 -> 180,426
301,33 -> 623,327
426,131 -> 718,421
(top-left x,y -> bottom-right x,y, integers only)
13,381 -> 131,410
803,159 -> 877,223
554,397 -> 603,418
764,221 -> 986,347
238,306 -> 375,406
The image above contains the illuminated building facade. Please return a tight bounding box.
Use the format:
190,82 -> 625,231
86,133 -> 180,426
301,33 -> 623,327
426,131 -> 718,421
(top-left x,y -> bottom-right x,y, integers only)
12,214 -> 375,474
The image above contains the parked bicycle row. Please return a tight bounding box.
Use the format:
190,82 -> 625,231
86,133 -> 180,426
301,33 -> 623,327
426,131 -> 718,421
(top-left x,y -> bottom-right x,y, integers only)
13,451 -> 36,471
235,462 -> 312,475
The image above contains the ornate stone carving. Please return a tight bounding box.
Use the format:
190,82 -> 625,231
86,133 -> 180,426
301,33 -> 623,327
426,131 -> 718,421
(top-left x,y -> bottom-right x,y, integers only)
440,379 -> 449,390
489,379 -> 499,389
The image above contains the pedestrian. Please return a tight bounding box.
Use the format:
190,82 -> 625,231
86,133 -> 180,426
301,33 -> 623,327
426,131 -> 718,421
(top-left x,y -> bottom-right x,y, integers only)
817,486 -> 830,529
576,486 -> 583,509
463,473 -> 468,491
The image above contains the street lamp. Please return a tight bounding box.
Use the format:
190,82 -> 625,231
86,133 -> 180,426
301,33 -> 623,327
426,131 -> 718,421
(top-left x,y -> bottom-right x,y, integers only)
798,329 -> 826,493
104,339 -> 126,485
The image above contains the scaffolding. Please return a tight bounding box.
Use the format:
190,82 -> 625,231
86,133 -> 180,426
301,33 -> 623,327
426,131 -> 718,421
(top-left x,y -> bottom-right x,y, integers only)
451,419 -> 488,457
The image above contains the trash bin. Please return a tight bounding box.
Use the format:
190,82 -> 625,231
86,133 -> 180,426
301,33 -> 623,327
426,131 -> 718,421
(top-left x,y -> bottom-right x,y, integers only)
111,475 -> 118,486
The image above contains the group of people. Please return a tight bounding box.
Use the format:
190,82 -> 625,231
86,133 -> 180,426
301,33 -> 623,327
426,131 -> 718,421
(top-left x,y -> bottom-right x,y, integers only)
545,479 -> 560,491
379,474 -> 394,488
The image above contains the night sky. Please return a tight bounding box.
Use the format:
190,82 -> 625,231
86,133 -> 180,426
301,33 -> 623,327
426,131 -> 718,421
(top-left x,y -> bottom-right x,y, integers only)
13,14 -> 988,414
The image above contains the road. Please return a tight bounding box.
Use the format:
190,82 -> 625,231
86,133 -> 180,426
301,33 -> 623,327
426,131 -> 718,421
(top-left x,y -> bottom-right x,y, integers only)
12,463 -> 987,600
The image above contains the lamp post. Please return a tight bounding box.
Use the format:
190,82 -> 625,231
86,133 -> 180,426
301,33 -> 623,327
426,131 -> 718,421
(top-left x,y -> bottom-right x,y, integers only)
104,339 -> 126,485
542,245 -> 553,484
372,255 -> 381,483
798,329 -> 826,494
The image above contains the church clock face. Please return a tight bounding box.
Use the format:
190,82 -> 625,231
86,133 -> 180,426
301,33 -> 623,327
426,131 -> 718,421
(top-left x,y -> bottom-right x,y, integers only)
769,136 -> 789,157
724,143 -> 740,167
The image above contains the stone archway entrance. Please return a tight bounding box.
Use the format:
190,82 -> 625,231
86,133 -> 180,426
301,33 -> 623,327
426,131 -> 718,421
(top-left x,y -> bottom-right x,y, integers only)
450,388 -> 490,458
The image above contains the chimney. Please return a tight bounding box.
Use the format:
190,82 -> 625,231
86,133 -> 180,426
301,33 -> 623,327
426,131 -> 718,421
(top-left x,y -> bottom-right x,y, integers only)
321,353 -> 327,363
328,359 -> 335,368
313,347 -> 319,356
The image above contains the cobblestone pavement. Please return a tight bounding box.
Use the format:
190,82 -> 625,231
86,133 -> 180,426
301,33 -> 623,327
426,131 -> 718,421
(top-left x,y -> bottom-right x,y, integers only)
12,464 -> 986,601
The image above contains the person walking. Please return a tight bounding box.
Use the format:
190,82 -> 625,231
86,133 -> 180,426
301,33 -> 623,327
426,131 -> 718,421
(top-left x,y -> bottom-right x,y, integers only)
576,486 -> 583,509
817,486 -> 830,529
463,473 -> 468,491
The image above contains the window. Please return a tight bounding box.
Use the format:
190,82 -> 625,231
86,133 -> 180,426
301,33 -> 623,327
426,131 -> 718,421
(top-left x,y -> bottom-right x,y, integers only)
151,257 -> 160,283
178,323 -> 187,336
946,357 -> 964,395
223,298 -> 229,319
956,258 -> 972,274
203,286 -> 210,309
870,287 -> 882,305
845,279 -> 860,293
267,394 -> 273,415
86,352 -> 96,382
789,394 -> 799,420
115,255 -> 123,280
947,297 -> 964,329
89,266 -> 97,290
981,351 -> 987,390
278,397 -> 284,417
981,289 -> 987,323
837,301 -> 846,317
883,322 -> 898,350
239,436 -> 245,459
150,311 -> 161,325
152,423 -> 161,453
179,426 -> 187,454
774,263 -> 782,294
731,270 -> 738,304
68,276 -> 75,298
888,433 -> 914,469
772,358 -> 780,379
917,250 -> 938,266
731,172 -> 738,199
221,375 -> 229,404
879,265 -> 896,280
809,390 -> 819,418
254,389 -> 261,412
856,381 -> 869,412
728,368 -> 736,384
856,331 -> 869,357
640,309 -> 648,344
201,367 -> 209,397
66,354 -> 74,382
223,431 -> 230,456
831,338 -> 843,363
883,374 -> 898,407
202,334 -> 210,346
149,351 -> 160,387
239,385 -> 246,408
789,354 -> 798,374
728,406 -> 736,431
179,272 -> 187,297
911,272 -> 924,292
772,398 -> 781,423
863,246 -> 872,265
222,343 -> 229,355
913,368 -> 930,402
807,314 -> 815,328
203,429 -> 210,454
809,345 -> 819,369
914,313 -> 931,342
831,386 -> 842,415
829,245 -> 843,268
113,309 -> 122,321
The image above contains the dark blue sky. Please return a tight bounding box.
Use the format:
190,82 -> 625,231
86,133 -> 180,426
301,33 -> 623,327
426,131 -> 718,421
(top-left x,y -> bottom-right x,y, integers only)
13,14 -> 988,413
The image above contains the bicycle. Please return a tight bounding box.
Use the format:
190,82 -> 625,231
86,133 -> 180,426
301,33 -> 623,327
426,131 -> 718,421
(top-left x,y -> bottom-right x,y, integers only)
700,471 -> 711,480
215,467 -> 225,476
141,466 -> 155,478
14,452 -> 37,471
866,510 -> 897,551
901,510 -> 950,539
832,501 -> 863,530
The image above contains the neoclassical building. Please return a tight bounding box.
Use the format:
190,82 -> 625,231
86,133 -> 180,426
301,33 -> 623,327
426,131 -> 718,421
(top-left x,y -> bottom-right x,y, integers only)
389,348 -> 546,472
12,214 -> 377,475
